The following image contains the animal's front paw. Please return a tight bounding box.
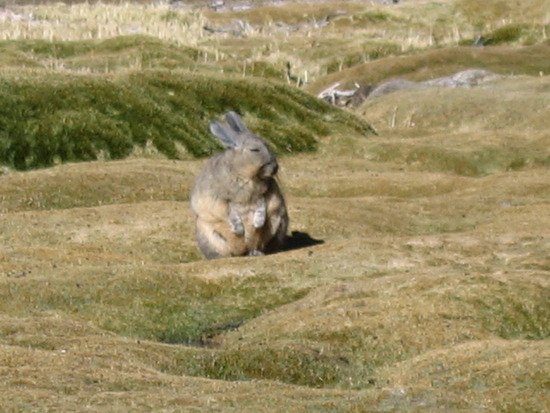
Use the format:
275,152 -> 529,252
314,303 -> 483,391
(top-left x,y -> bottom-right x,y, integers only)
253,198 -> 266,228
230,218 -> 244,235
229,204 -> 244,235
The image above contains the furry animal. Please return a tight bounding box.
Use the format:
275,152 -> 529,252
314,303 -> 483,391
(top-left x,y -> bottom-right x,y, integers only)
190,111 -> 288,259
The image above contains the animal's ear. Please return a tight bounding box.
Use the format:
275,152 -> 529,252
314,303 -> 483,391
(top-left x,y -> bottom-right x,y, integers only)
209,121 -> 242,148
225,111 -> 249,133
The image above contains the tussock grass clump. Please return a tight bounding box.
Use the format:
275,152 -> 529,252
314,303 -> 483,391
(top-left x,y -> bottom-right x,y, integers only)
455,0 -> 550,30
485,24 -> 527,44
361,76 -> 550,131
0,68 -> 374,170
459,23 -> 549,46
169,343 -> 353,388
0,35 -> 203,72
0,34 -> 289,79
358,76 -> 550,176
308,43 -> 550,93
454,0 -> 550,46
324,41 -> 401,74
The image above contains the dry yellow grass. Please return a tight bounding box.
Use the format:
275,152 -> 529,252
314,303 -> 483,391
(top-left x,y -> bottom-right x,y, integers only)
2,73 -> 549,411
1,1 -> 549,412
1,2 -> 208,44
4,0 -> 547,84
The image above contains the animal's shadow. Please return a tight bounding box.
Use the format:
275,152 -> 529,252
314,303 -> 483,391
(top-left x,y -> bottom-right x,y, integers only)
281,231 -> 324,252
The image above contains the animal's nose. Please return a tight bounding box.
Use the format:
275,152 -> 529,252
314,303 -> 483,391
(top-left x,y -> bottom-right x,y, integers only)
260,160 -> 278,178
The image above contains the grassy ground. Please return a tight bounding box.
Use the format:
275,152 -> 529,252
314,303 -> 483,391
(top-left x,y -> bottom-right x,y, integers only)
1,0 -> 549,412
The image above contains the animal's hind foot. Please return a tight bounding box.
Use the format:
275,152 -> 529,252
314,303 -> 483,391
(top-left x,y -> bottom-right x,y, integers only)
248,249 -> 265,257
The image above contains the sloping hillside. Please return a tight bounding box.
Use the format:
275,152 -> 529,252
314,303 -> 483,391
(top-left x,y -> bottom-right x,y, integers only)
2,74 -> 549,411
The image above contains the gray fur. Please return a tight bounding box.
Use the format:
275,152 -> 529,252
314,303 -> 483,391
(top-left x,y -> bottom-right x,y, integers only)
190,111 -> 289,259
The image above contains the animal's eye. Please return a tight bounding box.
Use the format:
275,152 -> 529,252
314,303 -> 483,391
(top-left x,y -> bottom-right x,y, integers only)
250,148 -> 260,152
